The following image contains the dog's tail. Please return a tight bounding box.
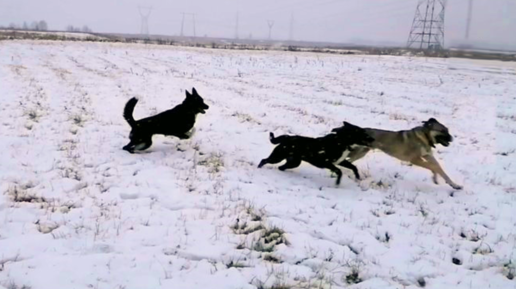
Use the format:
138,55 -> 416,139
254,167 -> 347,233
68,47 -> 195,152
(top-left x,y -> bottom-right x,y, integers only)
123,97 -> 138,127
269,132 -> 289,145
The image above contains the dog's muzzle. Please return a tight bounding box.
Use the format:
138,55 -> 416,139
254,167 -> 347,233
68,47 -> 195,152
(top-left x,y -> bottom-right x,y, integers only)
436,134 -> 452,147
199,105 -> 209,114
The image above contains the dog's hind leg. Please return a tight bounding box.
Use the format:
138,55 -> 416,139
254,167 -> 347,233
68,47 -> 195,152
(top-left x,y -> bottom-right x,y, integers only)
278,157 -> 301,171
411,155 -> 462,190
258,148 -> 286,168
338,160 -> 361,180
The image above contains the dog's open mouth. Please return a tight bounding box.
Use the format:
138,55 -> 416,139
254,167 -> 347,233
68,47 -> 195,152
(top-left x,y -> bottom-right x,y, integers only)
435,135 -> 452,147
199,105 -> 209,114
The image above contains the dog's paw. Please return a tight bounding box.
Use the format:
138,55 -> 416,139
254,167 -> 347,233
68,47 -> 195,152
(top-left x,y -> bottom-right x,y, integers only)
122,145 -> 134,153
432,173 -> 439,185
451,184 -> 463,190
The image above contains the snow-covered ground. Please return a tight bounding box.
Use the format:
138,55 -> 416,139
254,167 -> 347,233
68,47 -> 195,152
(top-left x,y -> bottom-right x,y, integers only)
0,40 -> 515,289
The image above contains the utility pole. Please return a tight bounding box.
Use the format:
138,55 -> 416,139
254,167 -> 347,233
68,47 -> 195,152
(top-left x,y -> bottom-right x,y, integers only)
406,0 -> 446,50
138,6 -> 152,37
180,13 -> 185,36
465,0 -> 473,39
289,12 -> 294,41
267,20 -> 275,40
235,12 -> 239,39
192,14 -> 196,37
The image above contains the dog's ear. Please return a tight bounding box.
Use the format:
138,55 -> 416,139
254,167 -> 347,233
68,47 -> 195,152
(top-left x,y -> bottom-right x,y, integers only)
343,121 -> 356,128
422,118 -> 437,127
192,87 -> 198,95
186,89 -> 192,98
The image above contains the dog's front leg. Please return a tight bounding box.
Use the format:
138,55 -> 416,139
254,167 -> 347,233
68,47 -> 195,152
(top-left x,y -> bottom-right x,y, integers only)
432,172 -> 439,184
338,160 -> 361,180
326,164 -> 343,186
411,155 -> 463,190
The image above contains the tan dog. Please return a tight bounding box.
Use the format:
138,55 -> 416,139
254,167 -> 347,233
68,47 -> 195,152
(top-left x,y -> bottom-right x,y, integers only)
344,118 -> 463,190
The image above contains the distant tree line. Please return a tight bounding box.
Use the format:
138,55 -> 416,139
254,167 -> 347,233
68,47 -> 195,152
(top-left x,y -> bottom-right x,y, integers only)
1,20 -> 49,31
0,21 -> 93,33
66,25 -> 93,33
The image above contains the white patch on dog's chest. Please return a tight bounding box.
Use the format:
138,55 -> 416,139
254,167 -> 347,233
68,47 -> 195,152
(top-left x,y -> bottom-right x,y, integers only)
334,150 -> 350,164
186,127 -> 196,138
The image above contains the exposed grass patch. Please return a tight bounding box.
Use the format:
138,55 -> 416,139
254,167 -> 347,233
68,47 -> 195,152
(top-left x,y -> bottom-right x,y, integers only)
197,152 -> 225,174
472,243 -> 493,255
497,113 -> 516,122
494,149 -> 515,156
8,186 -> 47,203
263,254 -> 282,263
375,232 -> 392,243
504,261 -> 515,280
231,220 -> 265,235
69,113 -> 85,126
24,109 -> 40,122
231,112 -> 261,125
345,267 -> 362,285
226,260 -> 247,269
252,226 -> 289,253
256,282 -> 292,289
323,99 -> 343,106
4,280 -> 31,289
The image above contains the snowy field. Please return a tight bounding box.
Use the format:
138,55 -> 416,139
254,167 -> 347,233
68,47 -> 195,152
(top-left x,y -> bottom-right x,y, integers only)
0,40 -> 515,289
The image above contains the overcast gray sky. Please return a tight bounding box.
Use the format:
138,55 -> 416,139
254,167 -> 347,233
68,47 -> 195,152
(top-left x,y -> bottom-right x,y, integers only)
1,0 -> 515,48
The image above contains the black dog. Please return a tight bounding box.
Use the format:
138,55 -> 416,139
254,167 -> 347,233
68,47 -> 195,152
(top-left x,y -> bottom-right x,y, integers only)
257,122 -> 374,185
122,87 -> 209,153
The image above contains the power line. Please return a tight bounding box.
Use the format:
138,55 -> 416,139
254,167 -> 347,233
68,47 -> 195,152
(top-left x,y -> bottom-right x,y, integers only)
296,0 -> 412,28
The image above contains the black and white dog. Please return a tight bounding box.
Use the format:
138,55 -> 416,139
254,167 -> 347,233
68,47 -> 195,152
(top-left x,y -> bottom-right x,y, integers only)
257,122 -> 374,185
122,87 -> 209,153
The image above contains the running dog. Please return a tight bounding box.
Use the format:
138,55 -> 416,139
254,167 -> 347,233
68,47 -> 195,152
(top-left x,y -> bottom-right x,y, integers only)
343,118 -> 463,190
122,87 -> 209,153
257,122 -> 374,186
